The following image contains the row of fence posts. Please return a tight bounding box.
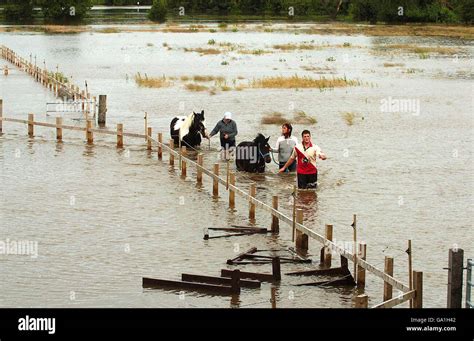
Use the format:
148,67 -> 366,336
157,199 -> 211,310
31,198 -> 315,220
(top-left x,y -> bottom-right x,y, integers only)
1,46 -> 107,125
0,104 -> 425,308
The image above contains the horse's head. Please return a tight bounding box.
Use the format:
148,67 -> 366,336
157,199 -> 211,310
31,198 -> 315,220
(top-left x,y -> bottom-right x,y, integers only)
254,134 -> 271,164
193,110 -> 207,137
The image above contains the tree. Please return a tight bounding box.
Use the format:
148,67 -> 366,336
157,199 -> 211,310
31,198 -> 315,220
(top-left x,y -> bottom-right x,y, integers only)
458,0 -> 474,24
349,0 -> 379,23
4,0 -> 35,22
149,0 -> 167,22
39,0 -> 92,22
268,0 -> 284,15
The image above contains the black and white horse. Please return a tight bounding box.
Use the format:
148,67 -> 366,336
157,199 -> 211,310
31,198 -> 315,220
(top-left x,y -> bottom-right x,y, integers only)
170,110 -> 207,148
235,134 -> 271,173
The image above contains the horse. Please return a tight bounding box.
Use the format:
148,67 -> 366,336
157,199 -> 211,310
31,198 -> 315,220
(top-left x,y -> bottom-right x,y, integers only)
235,134 -> 271,173
170,110 -> 207,148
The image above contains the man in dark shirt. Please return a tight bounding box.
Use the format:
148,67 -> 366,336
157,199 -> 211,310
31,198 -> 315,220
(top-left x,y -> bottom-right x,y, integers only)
209,112 -> 238,151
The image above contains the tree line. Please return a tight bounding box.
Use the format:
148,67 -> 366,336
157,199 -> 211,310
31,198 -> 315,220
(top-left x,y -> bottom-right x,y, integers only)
1,0 -> 472,24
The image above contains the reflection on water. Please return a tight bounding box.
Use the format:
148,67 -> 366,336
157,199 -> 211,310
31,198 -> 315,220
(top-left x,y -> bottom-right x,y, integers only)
0,25 -> 472,308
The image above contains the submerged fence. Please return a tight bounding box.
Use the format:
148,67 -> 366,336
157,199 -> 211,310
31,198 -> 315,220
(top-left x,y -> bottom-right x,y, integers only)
0,99 -> 424,308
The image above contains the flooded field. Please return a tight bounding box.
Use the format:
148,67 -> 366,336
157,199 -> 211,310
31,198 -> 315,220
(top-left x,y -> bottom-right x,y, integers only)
0,23 -> 473,308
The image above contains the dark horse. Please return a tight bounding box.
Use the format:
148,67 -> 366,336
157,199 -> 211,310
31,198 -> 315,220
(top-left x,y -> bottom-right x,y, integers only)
235,134 -> 271,173
170,110 -> 207,148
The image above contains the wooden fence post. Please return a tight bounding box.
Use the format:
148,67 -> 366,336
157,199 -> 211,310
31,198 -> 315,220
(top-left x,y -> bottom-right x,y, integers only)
413,271 -> 423,308
447,248 -> 464,308
229,172 -> 235,208
272,257 -> 281,281
0,98 -> 3,133
355,294 -> 368,308
147,127 -> 152,150
28,113 -> 34,137
213,163 -> 219,196
98,95 -> 107,125
352,214 -> 357,284
295,209 -> 308,253
56,117 -> 62,142
357,242 -> 367,287
324,224 -> 333,267
181,146 -> 187,177
271,287 -> 277,309
271,196 -> 279,234
197,153 -> 203,184
86,120 -> 93,144
249,183 -> 256,220
169,139 -> 174,166
157,133 -> 162,159
117,123 -> 123,148
383,256 -> 394,301
408,240 -> 413,308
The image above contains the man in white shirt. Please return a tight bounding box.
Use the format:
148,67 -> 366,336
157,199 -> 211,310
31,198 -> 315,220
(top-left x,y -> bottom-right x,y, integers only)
279,130 -> 327,189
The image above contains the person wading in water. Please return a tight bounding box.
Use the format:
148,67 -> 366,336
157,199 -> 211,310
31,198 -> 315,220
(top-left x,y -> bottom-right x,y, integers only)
272,123 -> 298,172
278,130 -> 327,189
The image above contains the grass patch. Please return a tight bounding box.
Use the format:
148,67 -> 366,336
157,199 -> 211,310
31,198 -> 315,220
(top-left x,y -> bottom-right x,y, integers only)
294,111 -> 317,124
261,112 -> 289,125
261,111 -> 317,125
48,71 -> 68,83
238,49 -> 271,55
97,27 -> 120,34
251,75 -> 361,89
41,25 -> 86,34
185,83 -> 209,92
342,112 -> 356,126
192,75 -> 225,82
273,43 -> 320,50
383,62 -> 405,67
184,47 -> 221,55
381,44 -> 461,55
134,73 -> 171,88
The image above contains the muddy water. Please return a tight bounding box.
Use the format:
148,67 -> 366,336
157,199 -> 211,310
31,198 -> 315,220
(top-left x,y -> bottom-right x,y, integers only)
0,24 -> 473,308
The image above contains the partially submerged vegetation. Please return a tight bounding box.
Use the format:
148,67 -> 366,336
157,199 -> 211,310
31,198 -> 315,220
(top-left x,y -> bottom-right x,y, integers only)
261,110 -> 317,125
383,63 -> 405,67
342,112 -> 357,126
183,47 -> 221,55
384,44 -> 461,55
251,75 -> 362,89
261,112 -> 288,125
48,71 -> 68,84
134,73 -> 171,88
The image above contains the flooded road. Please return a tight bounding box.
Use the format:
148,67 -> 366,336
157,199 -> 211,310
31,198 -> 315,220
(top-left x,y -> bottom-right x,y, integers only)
0,23 -> 473,308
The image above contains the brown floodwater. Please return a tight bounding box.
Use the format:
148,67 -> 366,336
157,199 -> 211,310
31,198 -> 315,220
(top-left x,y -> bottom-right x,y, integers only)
0,24 -> 473,308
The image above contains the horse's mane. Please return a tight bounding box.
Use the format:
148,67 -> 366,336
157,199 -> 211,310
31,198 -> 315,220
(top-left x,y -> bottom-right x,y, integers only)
179,112 -> 195,140
253,133 -> 266,144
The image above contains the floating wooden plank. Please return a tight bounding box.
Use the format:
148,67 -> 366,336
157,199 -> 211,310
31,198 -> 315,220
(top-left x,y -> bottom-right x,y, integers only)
243,254 -> 312,264
221,269 -> 275,282
296,276 -> 355,287
181,273 -> 261,289
286,266 -> 350,277
227,247 -> 258,265
142,277 -> 238,295
204,232 -> 257,240
208,227 -> 268,233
